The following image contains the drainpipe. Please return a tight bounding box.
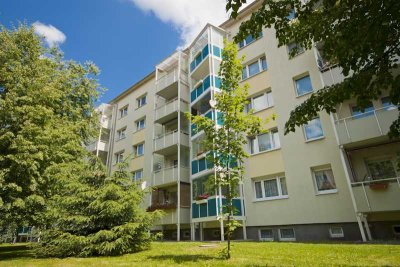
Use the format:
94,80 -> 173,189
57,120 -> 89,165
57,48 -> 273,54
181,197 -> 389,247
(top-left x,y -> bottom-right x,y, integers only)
177,51 -> 182,242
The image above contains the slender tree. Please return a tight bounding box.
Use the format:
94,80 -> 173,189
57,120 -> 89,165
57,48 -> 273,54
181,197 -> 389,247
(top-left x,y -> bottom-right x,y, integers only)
226,0 -> 400,136
188,40 -> 263,259
0,24 -> 99,233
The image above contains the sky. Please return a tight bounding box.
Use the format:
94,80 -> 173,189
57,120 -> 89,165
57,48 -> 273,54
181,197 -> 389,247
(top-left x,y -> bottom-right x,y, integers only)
0,0 -> 251,103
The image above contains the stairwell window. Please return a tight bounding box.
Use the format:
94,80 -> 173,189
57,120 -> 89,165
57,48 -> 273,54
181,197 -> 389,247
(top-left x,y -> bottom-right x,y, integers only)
249,129 -> 280,154
294,75 -> 313,96
246,91 -> 274,112
117,127 -> 127,140
136,117 -> 146,131
254,176 -> 288,200
238,32 -> 263,49
312,167 -> 337,194
303,117 -> 324,141
137,95 -> 147,108
242,56 -> 268,80
134,143 -> 145,157
119,106 -> 128,118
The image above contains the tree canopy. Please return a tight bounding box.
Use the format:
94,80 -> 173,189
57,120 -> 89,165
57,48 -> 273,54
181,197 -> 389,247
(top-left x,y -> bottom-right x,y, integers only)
0,24 -> 100,230
227,0 -> 400,136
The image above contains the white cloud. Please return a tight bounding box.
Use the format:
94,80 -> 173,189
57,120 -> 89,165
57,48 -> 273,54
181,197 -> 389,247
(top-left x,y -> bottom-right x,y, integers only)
129,0 -> 254,48
33,22 -> 66,47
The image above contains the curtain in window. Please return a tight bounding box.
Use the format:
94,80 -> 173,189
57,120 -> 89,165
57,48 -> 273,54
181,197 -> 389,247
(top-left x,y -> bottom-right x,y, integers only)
258,133 -> 271,152
255,181 -> 263,199
315,170 -> 336,191
248,61 -> 260,76
253,94 -> 267,111
264,179 -> 279,197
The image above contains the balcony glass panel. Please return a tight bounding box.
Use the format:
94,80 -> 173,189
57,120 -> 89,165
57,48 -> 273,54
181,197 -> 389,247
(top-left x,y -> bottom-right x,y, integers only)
190,75 -> 221,103
190,44 -> 221,73
213,45 -> 221,57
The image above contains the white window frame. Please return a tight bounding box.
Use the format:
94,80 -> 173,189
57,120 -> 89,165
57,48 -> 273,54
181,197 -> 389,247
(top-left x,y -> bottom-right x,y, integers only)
249,129 -> 280,155
117,127 -> 127,140
119,106 -> 128,118
294,74 -> 313,97
329,227 -> 344,238
242,56 -> 268,80
253,176 -> 288,201
238,32 -> 263,49
279,228 -> 296,241
114,151 -> 124,164
134,143 -> 145,157
137,95 -> 147,108
303,117 -> 324,142
247,90 -> 274,113
259,229 -> 274,241
287,42 -> 305,57
312,167 -> 338,195
132,169 -> 144,181
136,117 -> 146,131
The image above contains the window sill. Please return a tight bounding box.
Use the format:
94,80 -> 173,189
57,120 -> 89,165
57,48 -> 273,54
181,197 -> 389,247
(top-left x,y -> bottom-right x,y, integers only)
296,90 -> 313,98
249,147 -> 281,157
115,137 -> 126,142
119,115 -> 128,120
133,154 -> 144,159
279,238 -> 296,242
134,128 -> 145,134
251,105 -> 274,115
135,105 -> 147,111
253,195 -> 288,202
305,136 -> 325,143
316,189 -> 338,195
241,69 -> 268,83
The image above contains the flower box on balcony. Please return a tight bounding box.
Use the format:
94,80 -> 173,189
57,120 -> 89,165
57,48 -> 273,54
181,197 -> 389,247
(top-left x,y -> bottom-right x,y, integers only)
146,203 -> 177,212
195,194 -> 209,204
369,182 -> 388,190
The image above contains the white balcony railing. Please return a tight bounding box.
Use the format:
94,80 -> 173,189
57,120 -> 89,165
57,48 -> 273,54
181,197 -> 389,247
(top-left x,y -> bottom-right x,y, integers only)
351,177 -> 400,213
334,106 -> 399,145
154,130 -> 189,152
86,140 -> 108,152
155,98 -> 189,122
153,166 -> 190,186
156,68 -> 188,92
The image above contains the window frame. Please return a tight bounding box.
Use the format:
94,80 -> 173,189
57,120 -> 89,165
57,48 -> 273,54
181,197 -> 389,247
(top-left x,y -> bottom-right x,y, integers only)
137,95 -> 147,109
242,56 -> 268,80
253,176 -> 288,201
134,143 -> 145,157
135,117 -> 146,131
132,169 -> 144,181
259,228 -> 274,241
287,42 -> 305,58
279,228 -> 296,241
329,227 -> 344,238
247,90 -> 274,113
114,151 -> 124,164
312,167 -> 338,195
248,128 -> 280,155
303,117 -> 324,142
238,32 -> 263,49
119,105 -> 128,119
294,74 -> 313,97
117,127 -> 127,141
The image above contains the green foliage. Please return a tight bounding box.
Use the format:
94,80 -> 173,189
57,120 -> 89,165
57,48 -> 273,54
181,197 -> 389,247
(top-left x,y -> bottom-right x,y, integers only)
227,0 -> 400,136
0,24 -> 100,229
34,161 -> 159,257
187,40 -> 263,259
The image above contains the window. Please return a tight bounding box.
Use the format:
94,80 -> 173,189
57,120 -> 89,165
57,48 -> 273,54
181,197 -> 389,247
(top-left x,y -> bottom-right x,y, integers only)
249,129 -> 280,154
313,168 -> 337,194
287,42 -> 305,57
132,169 -> 143,181
286,9 -> 296,20
134,143 -> 145,157
366,157 -> 396,180
254,176 -> 288,200
119,106 -> 128,118
303,117 -> 324,141
242,56 -> 268,80
294,75 -> 313,96
117,128 -> 126,140
329,227 -> 344,238
381,96 -> 396,110
238,32 -> 263,48
259,229 -> 274,241
136,117 -> 146,131
279,228 -> 295,241
115,151 -> 124,164
247,91 -> 274,112
137,95 -> 147,108
351,102 -> 374,119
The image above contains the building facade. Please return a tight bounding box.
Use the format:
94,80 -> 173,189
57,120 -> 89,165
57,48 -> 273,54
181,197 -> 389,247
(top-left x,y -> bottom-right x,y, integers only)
92,1 -> 400,242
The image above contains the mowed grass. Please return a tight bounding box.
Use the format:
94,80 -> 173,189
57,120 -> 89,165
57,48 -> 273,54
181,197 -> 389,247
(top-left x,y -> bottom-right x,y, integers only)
0,241 -> 399,267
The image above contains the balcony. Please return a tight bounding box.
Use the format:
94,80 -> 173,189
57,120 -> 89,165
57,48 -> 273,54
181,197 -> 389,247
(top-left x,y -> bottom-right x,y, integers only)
190,75 -> 221,105
334,106 -> 399,146
154,98 -> 189,124
154,130 -> 189,155
87,140 -> 108,152
191,110 -> 224,138
156,68 -> 189,99
191,196 -> 244,221
351,177 -> 400,213
153,166 -> 190,186
155,207 -> 190,225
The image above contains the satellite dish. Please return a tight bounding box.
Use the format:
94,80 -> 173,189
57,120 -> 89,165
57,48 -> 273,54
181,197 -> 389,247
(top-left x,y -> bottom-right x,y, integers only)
209,99 -> 217,108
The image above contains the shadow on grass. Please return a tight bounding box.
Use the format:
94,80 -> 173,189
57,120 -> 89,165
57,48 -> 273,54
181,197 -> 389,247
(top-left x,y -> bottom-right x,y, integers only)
147,254 -> 222,264
0,244 -> 35,261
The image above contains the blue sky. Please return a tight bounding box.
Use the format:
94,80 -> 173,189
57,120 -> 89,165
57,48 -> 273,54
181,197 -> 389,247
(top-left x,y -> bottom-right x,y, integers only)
0,0 -> 249,103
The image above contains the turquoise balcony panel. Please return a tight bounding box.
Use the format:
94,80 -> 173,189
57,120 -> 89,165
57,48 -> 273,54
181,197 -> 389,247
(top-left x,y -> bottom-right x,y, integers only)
191,123 -> 198,136
208,198 -> 217,216
198,158 -> 207,172
203,75 -> 211,90
190,75 -> 221,103
233,199 -> 243,216
191,160 -> 199,175
191,90 -> 197,102
202,44 -> 209,59
205,110 -> 213,120
192,156 -> 213,175
190,44 -> 221,73
214,77 -> 221,89
217,112 -> 224,125
199,203 -> 208,217
192,203 -> 199,218
213,45 -> 221,57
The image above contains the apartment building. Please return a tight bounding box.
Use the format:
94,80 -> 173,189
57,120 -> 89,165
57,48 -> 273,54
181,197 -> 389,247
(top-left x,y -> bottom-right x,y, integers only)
91,1 -> 400,242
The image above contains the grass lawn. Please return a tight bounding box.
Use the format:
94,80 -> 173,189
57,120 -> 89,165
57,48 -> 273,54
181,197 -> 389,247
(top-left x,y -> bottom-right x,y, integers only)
0,241 -> 399,267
